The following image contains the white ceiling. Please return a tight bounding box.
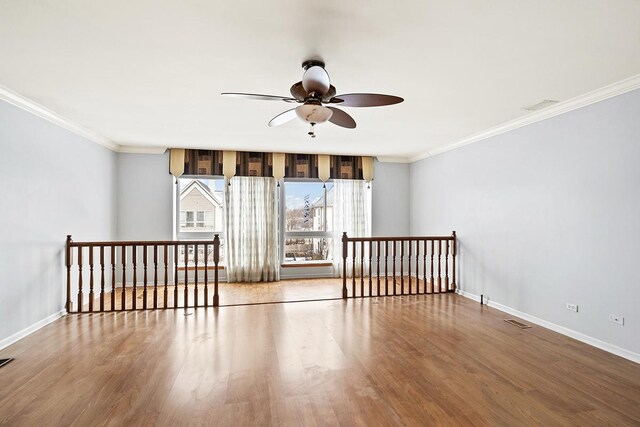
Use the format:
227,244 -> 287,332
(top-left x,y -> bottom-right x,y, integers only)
1,1 -> 640,161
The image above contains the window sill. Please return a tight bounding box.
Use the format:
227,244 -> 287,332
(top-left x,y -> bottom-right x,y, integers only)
281,262 -> 333,268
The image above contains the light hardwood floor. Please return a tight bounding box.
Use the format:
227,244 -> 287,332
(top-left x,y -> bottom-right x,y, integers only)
1,293 -> 639,426
84,277 -> 439,310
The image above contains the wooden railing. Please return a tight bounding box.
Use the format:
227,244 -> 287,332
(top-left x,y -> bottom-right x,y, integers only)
341,232 -> 457,298
65,235 -> 220,313
65,231 -> 456,312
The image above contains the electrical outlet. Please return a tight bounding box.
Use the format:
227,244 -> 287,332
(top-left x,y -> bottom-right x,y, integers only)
566,303 -> 578,312
609,314 -> 624,326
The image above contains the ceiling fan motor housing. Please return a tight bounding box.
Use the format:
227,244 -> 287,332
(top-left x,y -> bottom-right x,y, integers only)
301,60 -> 325,70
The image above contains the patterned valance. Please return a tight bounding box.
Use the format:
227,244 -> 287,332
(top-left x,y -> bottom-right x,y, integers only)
171,149 -> 368,181
183,150 -> 223,176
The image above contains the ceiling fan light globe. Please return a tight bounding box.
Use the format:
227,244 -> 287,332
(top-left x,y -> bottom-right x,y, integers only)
302,66 -> 330,96
295,104 -> 333,124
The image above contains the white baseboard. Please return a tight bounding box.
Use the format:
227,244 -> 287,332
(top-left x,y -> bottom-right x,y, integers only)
0,309 -> 66,351
456,290 -> 639,364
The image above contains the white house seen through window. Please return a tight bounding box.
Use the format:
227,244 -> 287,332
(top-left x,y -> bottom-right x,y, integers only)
176,178 -> 225,265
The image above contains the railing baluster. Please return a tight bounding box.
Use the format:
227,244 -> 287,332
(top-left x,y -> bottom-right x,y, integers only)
352,241 -> 356,297
384,240 -> 389,296
204,243 -> 209,308
376,241 -> 380,297
184,243 -> 189,308
89,246 -> 94,312
121,245 -> 126,310
400,240 -> 404,295
213,235 -> 220,307
438,240 -> 442,293
174,244 -> 179,308
430,240 -> 435,294
392,240 -> 397,296
423,240 -> 427,294
414,240 -> 419,294
142,245 -> 148,310
194,243 -> 199,308
100,246 -> 105,312
408,239 -> 412,295
368,241 -> 372,297
445,239 -> 450,292
77,246 -> 83,313
452,231 -> 457,292
111,246 -> 116,311
342,233 -> 348,299
153,245 -> 158,309
360,240 -> 364,298
132,245 -> 137,310
164,244 -> 169,308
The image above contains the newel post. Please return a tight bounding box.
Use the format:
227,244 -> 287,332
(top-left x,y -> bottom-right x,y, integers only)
213,234 -> 220,307
65,235 -> 73,313
342,232 -> 348,299
451,231 -> 457,292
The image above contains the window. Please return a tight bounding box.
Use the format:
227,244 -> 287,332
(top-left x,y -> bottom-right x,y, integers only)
175,176 -> 369,269
185,211 -> 194,228
282,181 -> 334,263
176,177 -> 225,265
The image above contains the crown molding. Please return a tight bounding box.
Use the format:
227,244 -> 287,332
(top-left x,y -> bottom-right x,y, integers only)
375,155 -> 411,163
409,73 -> 640,163
0,84 -> 120,151
116,145 -> 168,154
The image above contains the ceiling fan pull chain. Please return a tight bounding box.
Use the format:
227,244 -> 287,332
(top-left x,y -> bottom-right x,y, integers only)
308,123 -> 316,138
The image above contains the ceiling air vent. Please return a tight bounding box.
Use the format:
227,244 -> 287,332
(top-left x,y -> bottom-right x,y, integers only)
523,100 -> 559,111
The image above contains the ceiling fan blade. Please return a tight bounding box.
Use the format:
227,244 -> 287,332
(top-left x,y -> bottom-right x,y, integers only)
302,66 -> 330,96
330,93 -> 403,107
268,108 -> 298,127
327,107 -> 356,129
221,93 -> 297,103
290,82 -> 307,101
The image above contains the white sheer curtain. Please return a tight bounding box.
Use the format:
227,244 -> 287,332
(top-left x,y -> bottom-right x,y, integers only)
331,180 -> 372,277
224,176 -> 280,282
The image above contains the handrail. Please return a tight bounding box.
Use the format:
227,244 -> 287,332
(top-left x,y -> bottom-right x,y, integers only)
343,235 -> 454,242
69,239 -> 215,247
341,231 -> 457,299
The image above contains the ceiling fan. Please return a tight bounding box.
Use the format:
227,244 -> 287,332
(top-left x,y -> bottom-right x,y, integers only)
221,60 -> 404,137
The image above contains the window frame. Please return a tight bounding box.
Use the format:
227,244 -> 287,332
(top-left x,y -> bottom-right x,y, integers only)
280,179 -> 333,265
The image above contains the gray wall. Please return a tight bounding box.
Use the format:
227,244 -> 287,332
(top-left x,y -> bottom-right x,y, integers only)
117,152 -> 174,240
0,100 -> 117,345
372,161 -> 410,236
410,89 -> 640,354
